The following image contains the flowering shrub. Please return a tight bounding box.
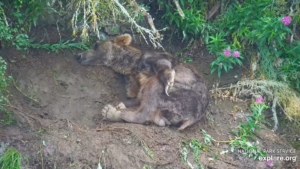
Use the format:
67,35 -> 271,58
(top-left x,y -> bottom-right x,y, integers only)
256,97 -> 264,104
223,47 -> 231,56
232,51 -> 240,58
281,16 -> 292,26
210,47 -> 244,78
204,1 -> 299,94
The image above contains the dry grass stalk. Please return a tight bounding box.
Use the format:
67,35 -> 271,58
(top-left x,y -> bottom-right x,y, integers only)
210,79 -> 300,130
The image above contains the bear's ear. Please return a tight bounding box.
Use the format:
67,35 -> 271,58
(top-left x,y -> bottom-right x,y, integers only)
113,34 -> 132,46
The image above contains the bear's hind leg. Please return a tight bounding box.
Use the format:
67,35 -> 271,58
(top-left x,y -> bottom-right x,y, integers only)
152,111 -> 171,127
120,106 -> 152,124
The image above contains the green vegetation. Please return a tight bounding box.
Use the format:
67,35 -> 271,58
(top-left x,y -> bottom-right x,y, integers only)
160,0 -> 207,40
180,139 -> 206,169
1,0 -> 297,94
29,39 -> 89,54
0,56 -> 13,124
180,130 -> 216,168
1,0 -> 298,94
180,98 -> 270,168
228,98 -> 269,160
0,0 -> 89,119
160,0 -> 299,94
0,0 -> 89,52
0,148 -> 21,169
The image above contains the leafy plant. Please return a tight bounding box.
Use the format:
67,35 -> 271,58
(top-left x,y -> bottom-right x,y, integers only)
177,8 -> 206,40
2,0 -> 48,29
280,41 -> 300,92
210,47 -> 244,78
206,33 -> 227,53
0,148 -> 21,169
29,39 -> 90,54
205,0 -> 300,97
218,1 -> 272,39
0,20 -> 15,44
189,139 -> 207,163
24,0 -> 48,30
248,17 -> 292,48
181,139 -> 205,169
161,0 -> 206,40
229,98 -> 269,160
1,0 -> 86,54
0,4 -> 18,48
142,164 -> 152,169
13,34 -> 33,51
183,58 -> 193,63
179,147 -> 194,169
202,130 -> 215,145
0,56 -> 13,124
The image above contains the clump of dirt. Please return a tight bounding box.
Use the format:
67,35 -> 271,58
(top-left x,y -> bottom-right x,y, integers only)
0,28 -> 299,169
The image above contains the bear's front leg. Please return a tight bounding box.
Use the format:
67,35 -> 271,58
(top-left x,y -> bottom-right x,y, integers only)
124,75 -> 140,98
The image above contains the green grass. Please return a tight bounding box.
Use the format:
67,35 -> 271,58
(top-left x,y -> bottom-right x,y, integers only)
0,148 -> 21,169
0,111 -> 14,125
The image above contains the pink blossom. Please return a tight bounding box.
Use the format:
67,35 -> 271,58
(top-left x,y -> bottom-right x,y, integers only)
264,160 -> 273,167
233,51 -> 240,58
256,97 -> 264,104
253,128 -> 256,131
281,16 -> 292,26
223,47 -> 231,56
218,63 -> 223,66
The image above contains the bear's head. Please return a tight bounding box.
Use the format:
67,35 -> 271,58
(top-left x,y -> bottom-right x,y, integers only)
77,34 -> 142,75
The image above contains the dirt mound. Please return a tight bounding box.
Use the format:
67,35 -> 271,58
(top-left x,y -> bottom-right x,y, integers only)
0,35 -> 299,169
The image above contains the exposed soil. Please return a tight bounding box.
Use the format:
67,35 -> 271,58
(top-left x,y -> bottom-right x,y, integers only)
0,28 -> 299,169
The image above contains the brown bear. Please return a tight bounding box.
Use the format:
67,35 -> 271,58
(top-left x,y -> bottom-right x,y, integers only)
102,59 -> 177,127
76,34 -> 209,130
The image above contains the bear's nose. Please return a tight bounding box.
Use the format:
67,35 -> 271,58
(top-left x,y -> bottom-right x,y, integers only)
76,54 -> 82,60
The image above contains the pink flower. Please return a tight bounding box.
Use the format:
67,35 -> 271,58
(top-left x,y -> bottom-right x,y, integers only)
224,47 -> 231,56
281,16 -> 292,26
233,51 -> 240,58
264,160 -> 273,167
218,63 -> 223,66
253,128 -> 256,131
256,97 -> 264,104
